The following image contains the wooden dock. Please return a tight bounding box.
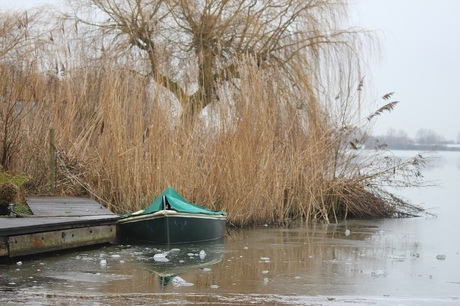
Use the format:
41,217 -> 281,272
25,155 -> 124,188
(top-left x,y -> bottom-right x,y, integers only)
0,197 -> 119,258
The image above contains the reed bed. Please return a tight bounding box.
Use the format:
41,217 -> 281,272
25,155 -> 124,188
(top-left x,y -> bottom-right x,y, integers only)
1,59 -> 426,226
0,7 -> 426,227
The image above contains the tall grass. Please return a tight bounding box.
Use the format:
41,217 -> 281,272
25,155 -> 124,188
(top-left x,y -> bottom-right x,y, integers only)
0,8 -> 426,227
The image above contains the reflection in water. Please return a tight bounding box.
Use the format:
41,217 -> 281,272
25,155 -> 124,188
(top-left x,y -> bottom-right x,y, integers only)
0,151 -> 459,305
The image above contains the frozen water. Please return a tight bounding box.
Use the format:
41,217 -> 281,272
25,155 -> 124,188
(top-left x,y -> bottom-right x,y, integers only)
100,259 -> 107,266
199,250 -> 206,259
210,285 -> 219,289
345,229 -> 350,236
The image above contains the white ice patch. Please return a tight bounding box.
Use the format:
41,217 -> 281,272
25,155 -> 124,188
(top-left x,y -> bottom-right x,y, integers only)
172,276 -> 193,287
153,253 -> 169,262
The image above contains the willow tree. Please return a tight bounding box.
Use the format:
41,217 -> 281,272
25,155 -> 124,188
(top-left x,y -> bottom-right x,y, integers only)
68,0 -> 363,119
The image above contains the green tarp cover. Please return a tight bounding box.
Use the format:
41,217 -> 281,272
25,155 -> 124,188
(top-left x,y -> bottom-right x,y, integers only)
121,187 -> 226,218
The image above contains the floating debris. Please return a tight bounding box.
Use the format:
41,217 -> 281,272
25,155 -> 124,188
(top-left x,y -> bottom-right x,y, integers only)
210,284 -> 219,289
345,229 -> 350,236
436,254 -> 446,261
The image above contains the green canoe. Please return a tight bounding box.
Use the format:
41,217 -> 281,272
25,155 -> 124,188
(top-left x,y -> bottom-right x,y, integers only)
117,187 -> 226,244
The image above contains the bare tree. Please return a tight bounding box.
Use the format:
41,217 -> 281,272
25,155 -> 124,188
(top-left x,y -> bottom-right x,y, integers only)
67,0 -> 365,118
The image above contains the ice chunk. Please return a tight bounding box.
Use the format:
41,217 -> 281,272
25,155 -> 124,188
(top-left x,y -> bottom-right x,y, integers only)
210,284 -> 219,289
262,270 -> 269,274
16,261 -> 23,266
263,278 -> 269,284
371,270 -> 387,277
261,258 -> 270,263
202,267 -> 212,272
172,276 -> 193,287
436,254 -> 446,260
388,254 -> 406,261
153,253 -> 169,262
344,229 -> 350,236
199,250 -> 206,260
110,254 -> 121,259
100,259 -> 107,266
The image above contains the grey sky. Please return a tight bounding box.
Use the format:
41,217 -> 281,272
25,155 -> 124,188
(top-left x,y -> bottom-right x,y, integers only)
351,0 -> 460,141
3,0 -> 460,141
1,0 -> 58,10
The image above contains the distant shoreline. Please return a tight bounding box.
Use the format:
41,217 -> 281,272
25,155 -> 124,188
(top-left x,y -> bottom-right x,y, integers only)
378,144 -> 460,152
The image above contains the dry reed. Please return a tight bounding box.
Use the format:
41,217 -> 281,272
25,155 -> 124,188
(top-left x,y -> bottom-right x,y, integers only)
0,6 -> 426,227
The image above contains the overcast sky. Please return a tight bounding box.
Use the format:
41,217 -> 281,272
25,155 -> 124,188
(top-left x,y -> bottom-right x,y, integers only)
350,0 -> 460,141
2,0 -> 460,141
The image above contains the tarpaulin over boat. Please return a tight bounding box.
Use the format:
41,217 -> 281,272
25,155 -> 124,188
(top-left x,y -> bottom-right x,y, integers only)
121,187 -> 226,218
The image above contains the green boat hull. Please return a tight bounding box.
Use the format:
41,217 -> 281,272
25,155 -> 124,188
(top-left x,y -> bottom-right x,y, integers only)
117,210 -> 226,244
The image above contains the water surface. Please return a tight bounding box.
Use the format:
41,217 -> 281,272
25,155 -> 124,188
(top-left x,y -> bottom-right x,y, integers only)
1,150 -> 459,305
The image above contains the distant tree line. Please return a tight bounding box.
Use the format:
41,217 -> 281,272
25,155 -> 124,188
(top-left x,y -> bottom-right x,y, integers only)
366,128 -> 460,151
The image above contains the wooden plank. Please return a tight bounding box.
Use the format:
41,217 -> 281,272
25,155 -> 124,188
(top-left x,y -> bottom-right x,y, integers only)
0,216 -> 119,237
0,237 -> 8,257
7,225 -> 116,257
25,197 -> 114,216
0,197 -> 120,257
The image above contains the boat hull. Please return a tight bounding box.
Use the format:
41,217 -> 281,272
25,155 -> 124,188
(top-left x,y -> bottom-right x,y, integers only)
117,210 -> 226,244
